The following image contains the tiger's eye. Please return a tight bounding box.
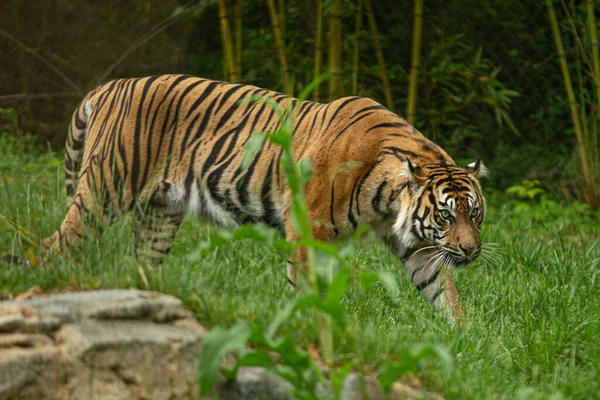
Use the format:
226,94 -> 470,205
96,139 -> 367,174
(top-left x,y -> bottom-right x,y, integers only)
439,209 -> 451,219
470,207 -> 480,218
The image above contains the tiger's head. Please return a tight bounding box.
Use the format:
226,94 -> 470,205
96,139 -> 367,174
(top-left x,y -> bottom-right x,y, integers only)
399,159 -> 487,267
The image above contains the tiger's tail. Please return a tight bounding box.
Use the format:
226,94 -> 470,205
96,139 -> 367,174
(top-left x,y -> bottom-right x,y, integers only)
64,94 -> 94,208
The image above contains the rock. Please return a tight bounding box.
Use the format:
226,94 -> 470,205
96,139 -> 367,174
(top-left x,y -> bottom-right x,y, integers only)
0,313 -> 25,332
217,368 -> 443,400
0,289 -> 207,400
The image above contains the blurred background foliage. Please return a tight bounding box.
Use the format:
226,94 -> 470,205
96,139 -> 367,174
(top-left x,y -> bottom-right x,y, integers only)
1,0 -> 599,205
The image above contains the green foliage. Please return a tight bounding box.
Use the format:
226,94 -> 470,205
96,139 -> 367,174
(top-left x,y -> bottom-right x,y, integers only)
417,34 -> 520,161
198,321 -> 251,394
378,344 -> 453,392
0,108 -> 19,134
505,180 -> 595,226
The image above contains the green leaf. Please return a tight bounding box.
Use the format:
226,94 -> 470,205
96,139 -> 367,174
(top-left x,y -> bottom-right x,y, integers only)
298,158 -> 313,181
298,72 -> 332,101
198,321 -> 251,394
296,295 -> 347,326
233,223 -> 279,243
409,343 -> 454,370
331,362 -> 354,397
234,348 -> 274,370
353,224 -> 372,240
326,266 -> 351,303
378,344 -> 453,392
379,357 -> 419,391
241,131 -> 266,170
266,298 -> 299,340
298,238 -> 340,259
377,271 -> 400,301
359,271 -> 379,290
268,130 -> 292,147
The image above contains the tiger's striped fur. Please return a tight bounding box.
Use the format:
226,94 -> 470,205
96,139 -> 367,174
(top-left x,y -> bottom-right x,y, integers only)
41,74 -> 486,321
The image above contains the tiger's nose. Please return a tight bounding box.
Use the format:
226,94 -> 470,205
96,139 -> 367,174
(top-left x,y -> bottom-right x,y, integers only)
459,243 -> 476,256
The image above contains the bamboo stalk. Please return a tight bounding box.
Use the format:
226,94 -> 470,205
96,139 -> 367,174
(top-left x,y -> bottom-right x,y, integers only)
221,27 -> 229,80
365,0 -> 393,110
328,0 -> 343,101
585,0 -> 600,205
313,0 -> 324,102
406,0 -> 424,124
352,0 -> 363,95
218,0 -> 238,81
587,0 -> 600,113
546,0 -> 593,203
266,0 -> 290,93
278,0 -> 286,39
235,0 -> 243,79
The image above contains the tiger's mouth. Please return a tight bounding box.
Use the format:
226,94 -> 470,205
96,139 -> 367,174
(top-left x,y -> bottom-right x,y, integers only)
446,250 -> 480,268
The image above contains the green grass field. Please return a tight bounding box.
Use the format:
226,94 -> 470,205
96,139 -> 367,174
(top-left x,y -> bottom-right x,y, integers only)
1,135 -> 599,399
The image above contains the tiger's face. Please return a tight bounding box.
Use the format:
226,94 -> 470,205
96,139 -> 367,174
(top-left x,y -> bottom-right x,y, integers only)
404,159 -> 487,267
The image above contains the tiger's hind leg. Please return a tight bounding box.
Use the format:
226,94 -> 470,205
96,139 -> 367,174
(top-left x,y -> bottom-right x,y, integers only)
40,181 -> 108,261
133,181 -> 186,265
133,207 -> 184,265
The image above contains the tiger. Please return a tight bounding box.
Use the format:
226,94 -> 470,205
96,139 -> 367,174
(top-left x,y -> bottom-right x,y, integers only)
30,74 -> 486,321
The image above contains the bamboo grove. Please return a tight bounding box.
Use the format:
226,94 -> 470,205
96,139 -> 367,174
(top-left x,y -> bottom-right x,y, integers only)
212,0 -> 600,210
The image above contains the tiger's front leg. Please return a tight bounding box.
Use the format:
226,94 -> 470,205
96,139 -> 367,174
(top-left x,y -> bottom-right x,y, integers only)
403,248 -> 465,324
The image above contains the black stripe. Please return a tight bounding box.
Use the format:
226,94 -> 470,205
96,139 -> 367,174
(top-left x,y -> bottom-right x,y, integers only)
371,179 -> 388,215
75,113 -> 86,130
366,122 -> 407,134
381,146 -> 419,161
415,268 -> 440,291
329,182 -> 337,234
260,158 -> 282,229
354,161 -> 380,215
431,288 -> 442,303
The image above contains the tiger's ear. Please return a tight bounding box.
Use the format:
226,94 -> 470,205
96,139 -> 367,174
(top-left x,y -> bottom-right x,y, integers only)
465,158 -> 488,178
400,159 -> 428,185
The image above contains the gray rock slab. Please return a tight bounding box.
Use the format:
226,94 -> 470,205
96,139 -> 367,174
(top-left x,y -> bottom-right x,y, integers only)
0,289 -> 206,400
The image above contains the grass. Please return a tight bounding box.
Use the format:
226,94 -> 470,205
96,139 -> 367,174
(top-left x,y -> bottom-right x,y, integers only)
1,134 -> 599,399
